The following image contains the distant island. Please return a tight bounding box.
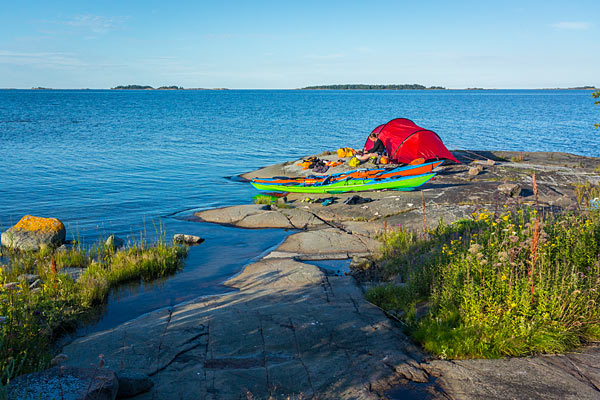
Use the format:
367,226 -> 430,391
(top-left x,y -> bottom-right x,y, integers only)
111,85 -> 229,90
301,84 -> 446,90
112,85 -> 183,90
565,86 -> 597,90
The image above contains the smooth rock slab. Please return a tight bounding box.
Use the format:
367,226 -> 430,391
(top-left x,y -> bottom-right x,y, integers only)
116,370 -> 154,398
1,215 -> 66,251
62,258 -> 424,399
9,366 -> 118,400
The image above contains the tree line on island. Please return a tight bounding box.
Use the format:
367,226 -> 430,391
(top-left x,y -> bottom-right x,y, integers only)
110,85 -> 231,90
111,85 -> 184,90
302,84 -> 446,90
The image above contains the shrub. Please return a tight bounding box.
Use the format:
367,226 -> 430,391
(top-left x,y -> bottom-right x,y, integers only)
368,204 -> 600,358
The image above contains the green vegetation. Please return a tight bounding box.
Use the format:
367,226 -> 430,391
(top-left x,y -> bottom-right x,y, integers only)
253,194 -> 278,204
111,85 -> 184,90
302,84 -> 446,90
0,236 -> 187,384
510,153 -> 525,162
365,186 -> 600,359
112,85 -> 154,90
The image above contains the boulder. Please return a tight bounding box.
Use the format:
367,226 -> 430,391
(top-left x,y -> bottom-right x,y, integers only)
173,234 -> 205,245
116,370 -> 154,398
9,366 -> 118,400
498,183 -> 522,197
105,235 -> 125,251
1,215 -> 66,251
17,273 -> 40,284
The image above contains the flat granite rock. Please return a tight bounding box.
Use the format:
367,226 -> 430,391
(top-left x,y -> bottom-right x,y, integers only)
62,258 -> 425,399
196,204 -> 324,229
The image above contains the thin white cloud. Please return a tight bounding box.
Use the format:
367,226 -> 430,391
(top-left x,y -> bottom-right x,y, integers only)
58,15 -> 128,34
551,21 -> 591,30
0,50 -> 86,68
305,53 -> 345,60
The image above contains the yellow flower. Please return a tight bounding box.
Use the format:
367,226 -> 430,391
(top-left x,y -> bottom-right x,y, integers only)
502,215 -> 510,221
501,274 -> 507,281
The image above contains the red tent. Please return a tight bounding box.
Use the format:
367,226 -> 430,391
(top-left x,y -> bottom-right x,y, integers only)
364,118 -> 459,164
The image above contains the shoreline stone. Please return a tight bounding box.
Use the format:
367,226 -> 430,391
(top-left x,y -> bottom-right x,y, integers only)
1,215 -> 66,251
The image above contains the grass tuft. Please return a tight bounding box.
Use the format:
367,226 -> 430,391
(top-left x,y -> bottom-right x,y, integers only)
0,234 -> 187,383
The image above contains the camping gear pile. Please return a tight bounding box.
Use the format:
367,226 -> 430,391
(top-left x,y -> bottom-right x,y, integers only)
250,118 -> 457,194
297,157 -> 343,173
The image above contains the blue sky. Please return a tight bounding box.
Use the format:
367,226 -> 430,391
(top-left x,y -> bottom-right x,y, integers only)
1,0 -> 598,88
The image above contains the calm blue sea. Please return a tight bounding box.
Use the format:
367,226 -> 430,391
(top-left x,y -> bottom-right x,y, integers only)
1,89 -> 598,238
1,89 -> 598,330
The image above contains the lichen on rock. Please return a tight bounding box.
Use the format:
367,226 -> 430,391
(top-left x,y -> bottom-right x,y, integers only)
1,215 -> 66,251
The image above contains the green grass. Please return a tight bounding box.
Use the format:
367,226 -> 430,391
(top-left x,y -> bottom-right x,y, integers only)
253,194 -> 278,204
366,191 -> 600,359
0,235 -> 187,384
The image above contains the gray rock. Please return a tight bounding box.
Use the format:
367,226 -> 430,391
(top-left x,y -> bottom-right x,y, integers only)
173,234 -> 205,245
468,166 -> 483,176
350,256 -> 372,270
116,370 -> 154,398
61,267 -> 85,282
106,235 -> 125,250
29,279 -> 42,289
1,215 -> 66,251
9,366 -> 118,400
18,273 -> 40,284
3,282 -> 19,290
498,182 -> 522,197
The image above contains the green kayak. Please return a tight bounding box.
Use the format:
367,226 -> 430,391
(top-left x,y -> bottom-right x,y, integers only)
251,173 -> 435,193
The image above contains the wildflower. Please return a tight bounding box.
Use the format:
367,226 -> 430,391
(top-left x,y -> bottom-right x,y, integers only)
502,215 -> 510,222
468,244 -> 483,254
501,274 -> 507,281
498,251 -> 509,262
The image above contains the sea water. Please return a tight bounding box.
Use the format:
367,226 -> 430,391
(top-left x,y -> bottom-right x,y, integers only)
1,89 -> 598,329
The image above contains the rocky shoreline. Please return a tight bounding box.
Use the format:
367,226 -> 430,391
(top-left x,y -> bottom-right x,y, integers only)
57,150 -> 600,399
